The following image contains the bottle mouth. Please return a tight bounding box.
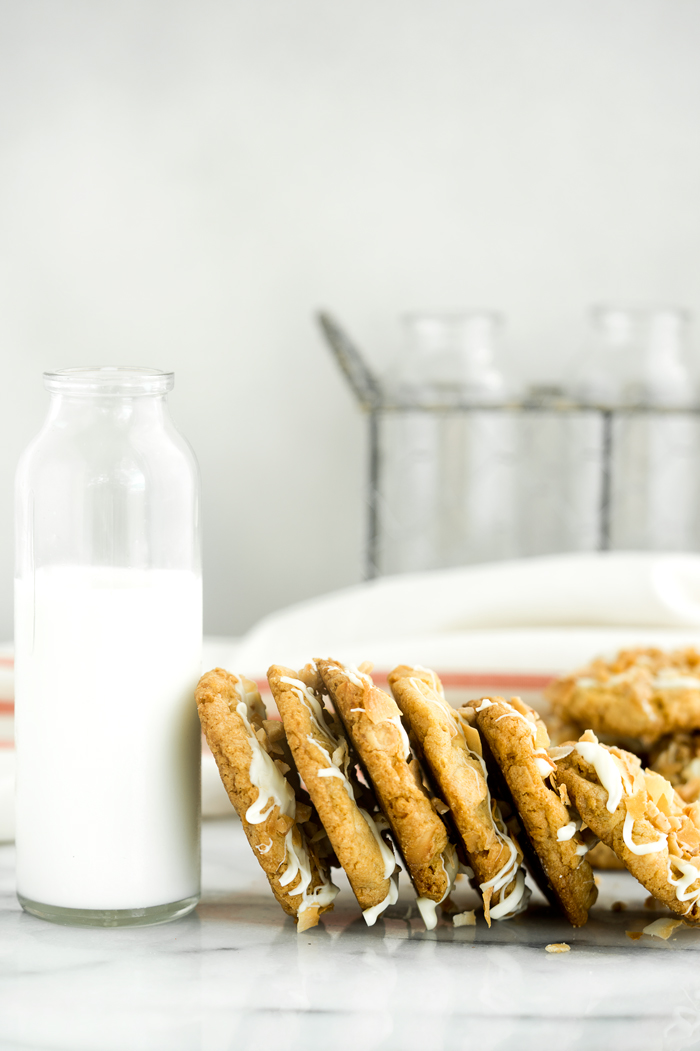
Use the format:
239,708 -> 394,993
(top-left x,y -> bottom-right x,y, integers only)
43,367 -> 174,396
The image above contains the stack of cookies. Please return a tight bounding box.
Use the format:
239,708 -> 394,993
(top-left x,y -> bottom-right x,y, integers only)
197,658 -> 611,932
547,647 -> 700,872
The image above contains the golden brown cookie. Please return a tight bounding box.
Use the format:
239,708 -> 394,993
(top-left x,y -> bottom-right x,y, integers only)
196,667 -> 338,931
267,663 -> 398,925
555,730 -> 700,924
649,732 -> 700,803
586,842 -> 626,870
387,665 -> 529,925
465,696 -> 598,927
547,647 -> 700,747
316,658 -> 457,929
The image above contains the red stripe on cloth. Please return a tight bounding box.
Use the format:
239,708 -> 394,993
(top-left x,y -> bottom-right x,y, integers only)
0,740 -> 14,748
0,701 -> 13,714
0,657 -> 13,667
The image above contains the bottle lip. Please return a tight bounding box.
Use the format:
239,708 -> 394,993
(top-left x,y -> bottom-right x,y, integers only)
43,366 -> 174,396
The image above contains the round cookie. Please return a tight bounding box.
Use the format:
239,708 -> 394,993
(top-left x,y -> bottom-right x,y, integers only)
466,695 -> 598,927
267,663 -> 398,925
388,664 -> 529,925
547,647 -> 700,747
649,731 -> 700,803
316,658 -> 457,929
555,730 -> 700,924
196,667 -> 338,931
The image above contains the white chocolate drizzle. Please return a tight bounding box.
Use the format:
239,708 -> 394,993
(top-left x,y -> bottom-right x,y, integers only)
474,698 -> 493,712
668,855 -> 700,907
575,736 -> 624,813
363,879 -> 399,926
622,811 -> 667,856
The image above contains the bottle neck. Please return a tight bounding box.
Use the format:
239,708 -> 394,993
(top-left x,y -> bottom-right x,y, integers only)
45,392 -> 170,430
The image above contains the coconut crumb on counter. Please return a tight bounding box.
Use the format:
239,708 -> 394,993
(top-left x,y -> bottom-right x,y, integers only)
626,931 -> 643,941
453,910 -> 476,927
644,895 -> 659,910
545,943 -> 570,953
643,918 -> 684,940
611,901 -> 627,912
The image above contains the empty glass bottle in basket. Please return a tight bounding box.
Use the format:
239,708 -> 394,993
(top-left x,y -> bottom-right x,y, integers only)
379,312 -> 518,573
577,307 -> 699,551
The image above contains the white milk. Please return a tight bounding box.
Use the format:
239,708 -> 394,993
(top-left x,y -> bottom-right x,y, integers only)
15,565 -> 202,910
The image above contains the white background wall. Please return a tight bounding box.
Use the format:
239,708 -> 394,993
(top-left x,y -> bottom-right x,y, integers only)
1,0 -> 700,639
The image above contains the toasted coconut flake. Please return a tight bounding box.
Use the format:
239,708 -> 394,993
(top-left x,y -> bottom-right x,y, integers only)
545,943 -> 570,953
626,931 -> 643,941
558,783 -> 571,807
482,885 -> 493,928
296,906 -> 321,933
453,910 -> 476,927
643,917 -> 684,940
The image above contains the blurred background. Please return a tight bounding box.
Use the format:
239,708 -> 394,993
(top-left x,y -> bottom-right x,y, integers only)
2,0 -> 700,639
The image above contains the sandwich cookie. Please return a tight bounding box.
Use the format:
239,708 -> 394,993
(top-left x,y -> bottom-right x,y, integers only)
555,730 -> 700,924
465,696 -> 598,927
388,664 -> 529,925
196,667 -> 338,931
317,658 -> 457,929
547,647 -> 700,748
267,663 -> 399,925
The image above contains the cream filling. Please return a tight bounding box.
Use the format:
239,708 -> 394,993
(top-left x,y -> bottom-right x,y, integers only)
363,879 -> 399,926
415,845 -> 459,931
557,821 -> 578,842
622,811 -> 667,856
360,809 -> 397,880
534,751 -> 556,778
575,737 -> 624,813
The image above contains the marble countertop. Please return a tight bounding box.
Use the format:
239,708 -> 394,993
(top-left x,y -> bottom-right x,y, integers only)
2,819 -> 700,1051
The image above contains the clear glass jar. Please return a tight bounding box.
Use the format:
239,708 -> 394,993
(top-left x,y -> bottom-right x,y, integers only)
377,312 -> 517,571
15,367 -> 202,927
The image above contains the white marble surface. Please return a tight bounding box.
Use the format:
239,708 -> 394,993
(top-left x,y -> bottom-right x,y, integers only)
2,820 -> 700,1051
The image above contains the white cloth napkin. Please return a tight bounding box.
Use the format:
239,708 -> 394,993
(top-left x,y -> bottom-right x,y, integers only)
232,552 -> 700,677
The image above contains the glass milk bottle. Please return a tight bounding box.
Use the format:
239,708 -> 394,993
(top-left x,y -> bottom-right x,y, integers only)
15,367 -> 202,927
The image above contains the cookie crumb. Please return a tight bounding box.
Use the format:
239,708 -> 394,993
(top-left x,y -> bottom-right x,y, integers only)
643,917 -> 684,940
453,910 -> 476,928
626,931 -> 643,941
611,901 -> 626,912
644,895 -> 658,910
545,942 -> 570,953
